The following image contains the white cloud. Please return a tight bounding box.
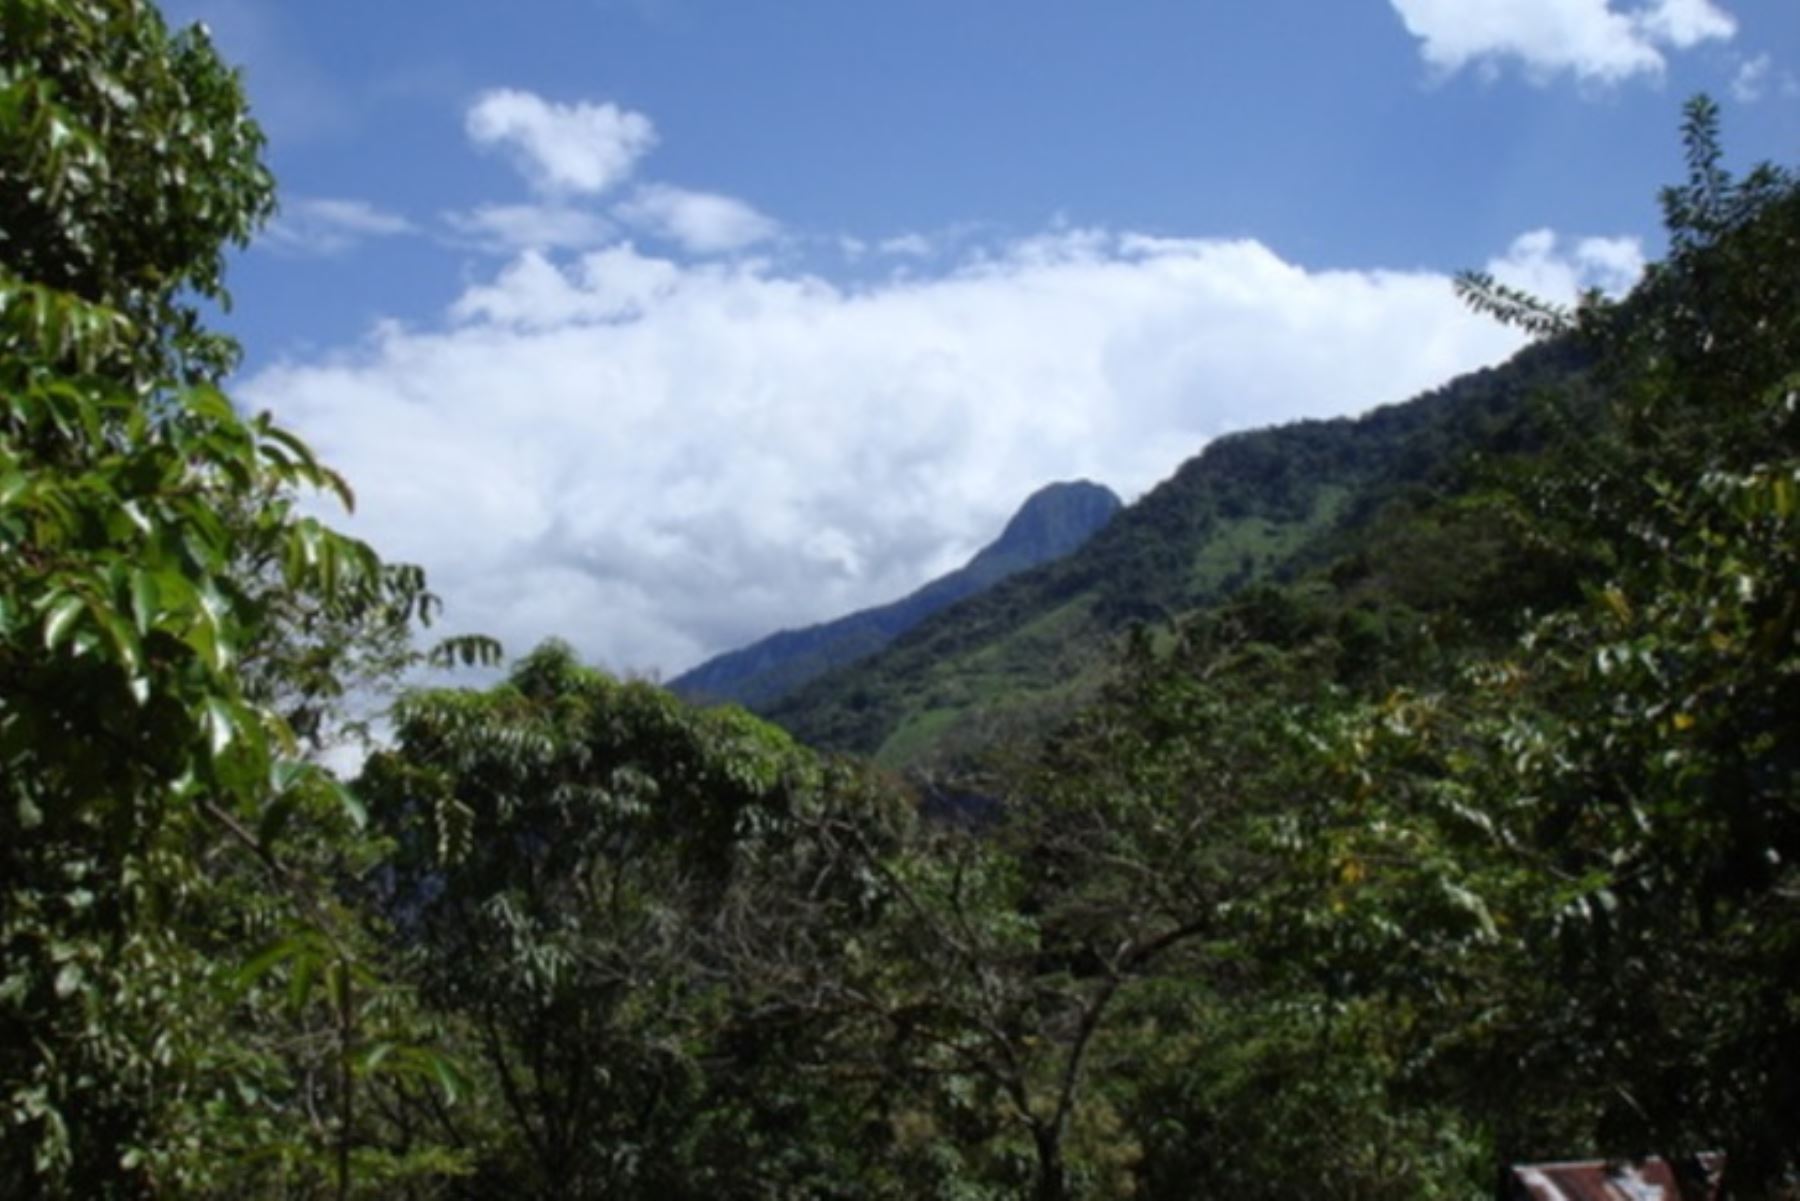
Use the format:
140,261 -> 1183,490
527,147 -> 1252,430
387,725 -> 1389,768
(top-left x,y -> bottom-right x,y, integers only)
1732,52 -> 1772,100
457,88 -> 777,260
466,88 -> 657,196
615,184 -> 779,253
264,196 -> 416,256
1489,228 -> 1646,298
1728,52 -> 1794,102
1389,0 -> 1737,84
245,227 -> 1623,681
443,203 -> 616,252
448,245 -> 684,328
1634,0 -> 1735,46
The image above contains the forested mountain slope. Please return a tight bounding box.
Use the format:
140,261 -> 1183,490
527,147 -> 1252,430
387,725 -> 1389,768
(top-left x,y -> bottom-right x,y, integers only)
671,480 -> 1120,709
768,337 -> 1588,765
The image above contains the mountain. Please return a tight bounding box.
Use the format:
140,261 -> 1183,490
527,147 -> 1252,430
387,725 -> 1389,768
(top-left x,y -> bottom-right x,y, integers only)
670,480 -> 1123,709
765,338 -> 1590,767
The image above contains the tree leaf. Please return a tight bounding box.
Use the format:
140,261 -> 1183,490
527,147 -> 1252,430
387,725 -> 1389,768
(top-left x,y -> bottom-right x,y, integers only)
43,594 -> 84,651
201,696 -> 236,757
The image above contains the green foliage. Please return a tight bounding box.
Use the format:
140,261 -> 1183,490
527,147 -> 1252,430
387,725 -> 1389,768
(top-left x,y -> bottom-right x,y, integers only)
0,0 -> 274,384
8,13 -> 1792,1195
1015,97 -> 1800,1197
357,641 -> 923,1198
1448,109 -> 1800,1184
1,3 -> 468,1194
845,97 -> 1799,1199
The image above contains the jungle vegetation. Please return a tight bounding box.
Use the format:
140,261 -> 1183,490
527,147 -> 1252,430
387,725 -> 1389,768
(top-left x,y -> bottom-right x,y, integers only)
2,3 -> 1796,1197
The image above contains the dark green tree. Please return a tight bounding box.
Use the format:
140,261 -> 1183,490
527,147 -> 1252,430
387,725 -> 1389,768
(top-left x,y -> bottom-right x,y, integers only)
1444,97 -> 1800,1192
1,2 -> 484,1194
359,641 -> 923,1199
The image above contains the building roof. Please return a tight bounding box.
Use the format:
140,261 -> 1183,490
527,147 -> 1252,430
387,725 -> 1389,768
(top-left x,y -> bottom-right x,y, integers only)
1507,1156 -> 1723,1201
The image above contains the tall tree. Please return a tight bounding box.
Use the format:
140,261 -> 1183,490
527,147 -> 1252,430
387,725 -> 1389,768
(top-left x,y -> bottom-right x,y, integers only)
1,2 -> 480,1194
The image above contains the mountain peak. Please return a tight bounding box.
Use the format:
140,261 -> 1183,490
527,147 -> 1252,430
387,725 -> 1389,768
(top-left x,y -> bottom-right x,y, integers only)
981,480 -> 1123,569
670,479 -> 1121,710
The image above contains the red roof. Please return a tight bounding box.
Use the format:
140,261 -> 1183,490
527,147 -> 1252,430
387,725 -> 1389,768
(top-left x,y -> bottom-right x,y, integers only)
1507,1157 -> 1723,1201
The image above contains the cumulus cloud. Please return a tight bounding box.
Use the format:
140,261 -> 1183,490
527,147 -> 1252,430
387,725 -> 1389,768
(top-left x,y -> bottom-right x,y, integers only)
447,245 -> 684,328
615,184 -> 780,253
456,90 -> 773,260
1634,0 -> 1736,46
264,196 -> 417,256
466,88 -> 657,196
241,225 -> 1634,680
1389,0 -> 1737,84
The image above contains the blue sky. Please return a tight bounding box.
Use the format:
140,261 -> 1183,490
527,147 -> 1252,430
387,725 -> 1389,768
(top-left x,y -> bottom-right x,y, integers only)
163,0 -> 1798,677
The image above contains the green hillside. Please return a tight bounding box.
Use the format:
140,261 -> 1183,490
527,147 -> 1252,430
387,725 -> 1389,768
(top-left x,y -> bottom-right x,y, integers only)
670,480 -> 1121,709
768,337 -> 1588,766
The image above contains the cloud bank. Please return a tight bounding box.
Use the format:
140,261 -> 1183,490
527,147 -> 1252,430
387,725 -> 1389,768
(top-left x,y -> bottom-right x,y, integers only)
246,223 -> 1640,679
244,89 -> 1646,681
1389,0 -> 1737,83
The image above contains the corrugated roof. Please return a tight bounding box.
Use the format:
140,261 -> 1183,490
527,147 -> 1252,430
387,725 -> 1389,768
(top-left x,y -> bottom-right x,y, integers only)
1507,1156 -> 1723,1201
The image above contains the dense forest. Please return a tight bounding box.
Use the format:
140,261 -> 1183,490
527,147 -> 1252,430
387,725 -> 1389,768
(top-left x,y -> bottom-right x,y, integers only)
2,3 -> 1796,1198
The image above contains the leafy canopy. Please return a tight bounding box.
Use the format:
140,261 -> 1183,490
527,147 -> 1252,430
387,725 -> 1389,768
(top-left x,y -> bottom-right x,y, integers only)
2,2 -> 485,1194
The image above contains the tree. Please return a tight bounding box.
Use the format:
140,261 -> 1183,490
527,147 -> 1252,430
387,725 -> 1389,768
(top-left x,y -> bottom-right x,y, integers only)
1,3 -> 480,1194
936,100 -> 1800,1197
358,641 -> 921,1199
965,601 -> 1492,1201
1272,97 -> 1800,1193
